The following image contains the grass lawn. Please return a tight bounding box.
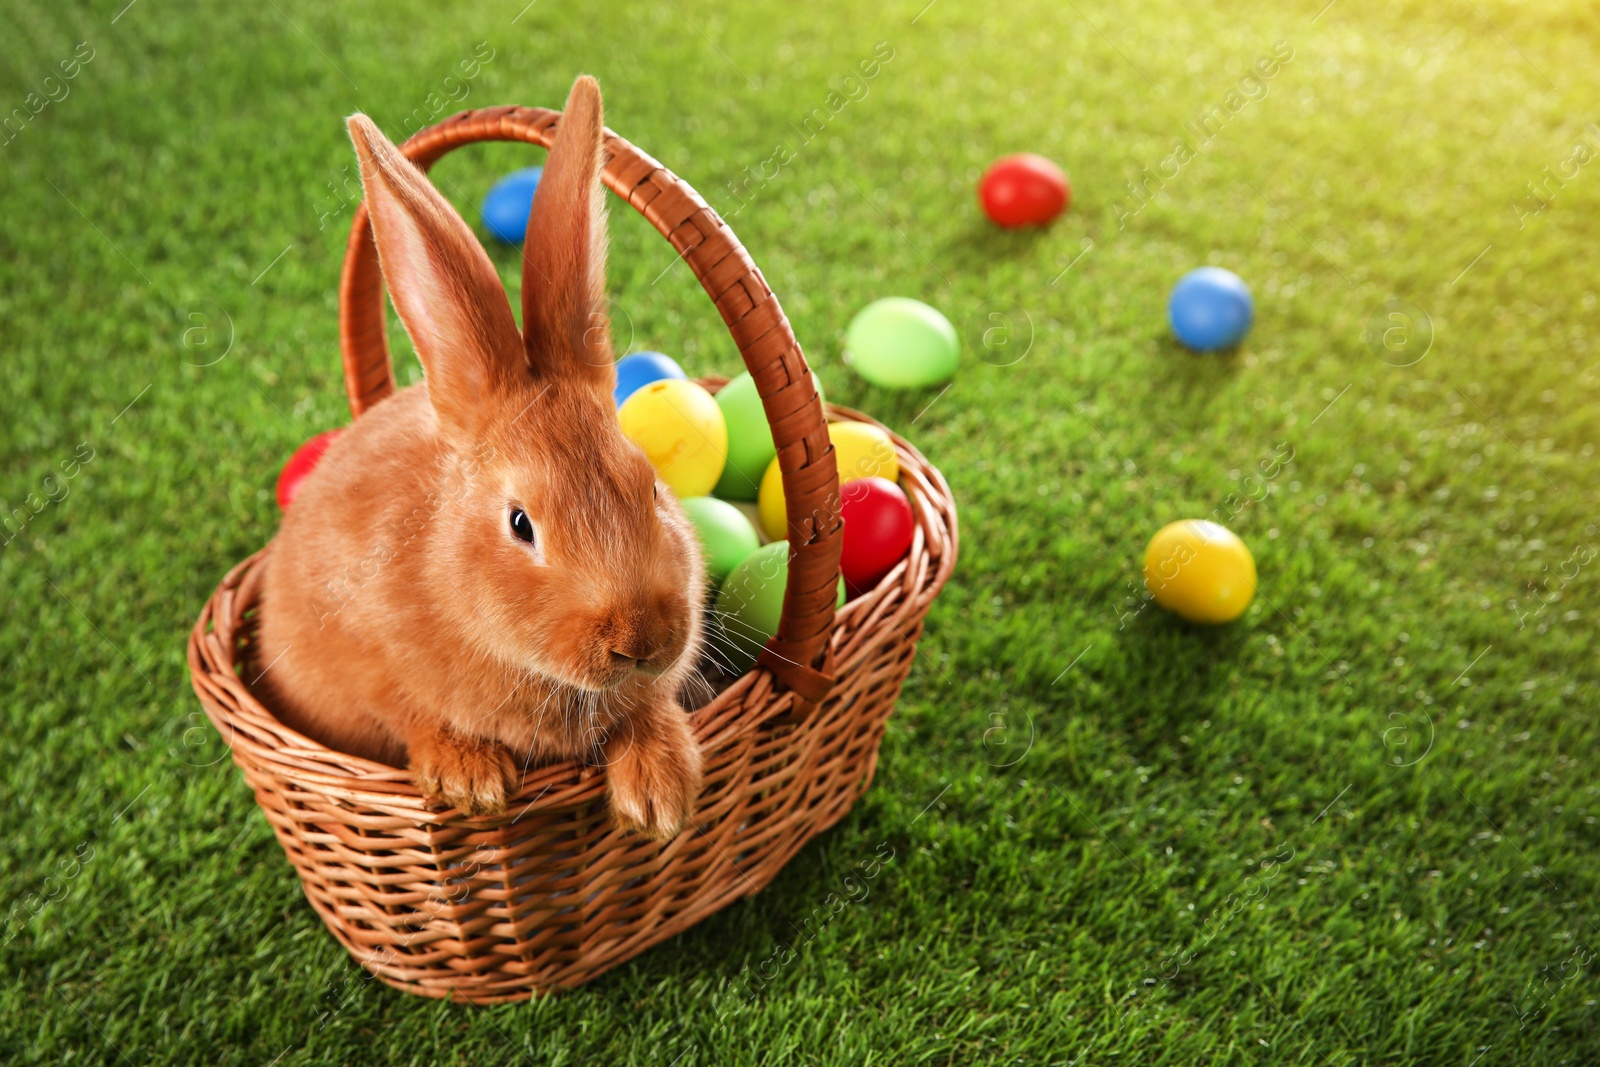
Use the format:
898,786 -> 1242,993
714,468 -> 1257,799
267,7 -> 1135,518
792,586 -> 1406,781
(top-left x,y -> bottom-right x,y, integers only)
4,0 -> 1599,1062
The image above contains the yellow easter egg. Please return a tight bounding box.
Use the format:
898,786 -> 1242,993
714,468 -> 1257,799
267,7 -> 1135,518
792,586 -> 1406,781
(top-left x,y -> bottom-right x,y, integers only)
757,421 -> 900,541
757,457 -> 787,542
829,421 -> 900,486
617,379 -> 727,498
1143,520 -> 1256,624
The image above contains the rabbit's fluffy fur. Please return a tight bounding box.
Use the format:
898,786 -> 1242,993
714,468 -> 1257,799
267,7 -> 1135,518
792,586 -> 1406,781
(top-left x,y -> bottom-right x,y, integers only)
256,77 -> 705,839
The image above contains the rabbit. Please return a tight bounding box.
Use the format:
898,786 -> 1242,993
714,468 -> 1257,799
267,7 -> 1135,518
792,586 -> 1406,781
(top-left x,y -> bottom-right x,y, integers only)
254,76 -> 705,838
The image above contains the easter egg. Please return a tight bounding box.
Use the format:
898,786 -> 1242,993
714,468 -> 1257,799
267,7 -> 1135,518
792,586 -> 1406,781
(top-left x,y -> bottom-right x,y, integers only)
840,477 -> 915,594
979,153 -> 1070,228
275,429 -> 342,510
481,167 -> 543,244
843,298 -> 960,389
679,496 -> 760,586
712,370 -> 827,501
729,500 -> 767,544
1168,267 -> 1254,351
712,540 -> 847,676
618,379 -> 727,498
828,422 -> 901,485
1143,520 -> 1257,624
613,351 -> 686,408
757,421 -> 900,541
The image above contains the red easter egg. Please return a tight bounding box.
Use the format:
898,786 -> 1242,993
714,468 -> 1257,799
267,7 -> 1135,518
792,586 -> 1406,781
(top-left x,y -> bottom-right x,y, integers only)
978,153 -> 1070,228
276,429 -> 342,510
839,476 -> 915,595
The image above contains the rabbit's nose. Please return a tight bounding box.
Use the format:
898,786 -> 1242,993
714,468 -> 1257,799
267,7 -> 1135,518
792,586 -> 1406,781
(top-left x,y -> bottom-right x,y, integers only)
610,631 -> 670,669
609,639 -> 665,667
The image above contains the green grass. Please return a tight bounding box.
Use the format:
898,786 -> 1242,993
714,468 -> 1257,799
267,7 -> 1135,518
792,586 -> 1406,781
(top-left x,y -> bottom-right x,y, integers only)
4,0 -> 1599,1062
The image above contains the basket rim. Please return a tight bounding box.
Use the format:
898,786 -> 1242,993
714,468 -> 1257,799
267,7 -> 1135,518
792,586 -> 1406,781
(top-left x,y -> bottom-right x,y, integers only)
187,395 -> 957,824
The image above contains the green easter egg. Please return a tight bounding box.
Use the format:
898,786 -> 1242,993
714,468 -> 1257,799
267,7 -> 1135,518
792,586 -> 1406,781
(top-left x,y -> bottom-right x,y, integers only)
679,496 -> 760,586
843,297 -> 960,389
713,371 -> 826,501
711,540 -> 847,676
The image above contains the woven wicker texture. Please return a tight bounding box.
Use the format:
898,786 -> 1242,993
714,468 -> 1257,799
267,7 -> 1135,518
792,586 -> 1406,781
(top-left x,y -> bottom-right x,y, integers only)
186,105 -> 957,1002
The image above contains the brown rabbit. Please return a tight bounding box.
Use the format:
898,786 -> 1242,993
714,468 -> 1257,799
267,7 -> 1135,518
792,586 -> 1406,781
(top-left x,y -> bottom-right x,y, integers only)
255,76 -> 705,838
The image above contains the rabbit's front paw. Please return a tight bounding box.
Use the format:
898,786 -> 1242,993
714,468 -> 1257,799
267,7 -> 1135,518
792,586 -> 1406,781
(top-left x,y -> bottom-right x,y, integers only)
605,718 -> 702,840
410,729 -> 517,816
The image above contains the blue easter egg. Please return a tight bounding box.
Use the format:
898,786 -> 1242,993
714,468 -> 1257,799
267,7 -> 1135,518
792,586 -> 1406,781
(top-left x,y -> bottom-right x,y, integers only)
1168,267 -> 1254,351
613,351 -> 687,408
481,167 -> 543,244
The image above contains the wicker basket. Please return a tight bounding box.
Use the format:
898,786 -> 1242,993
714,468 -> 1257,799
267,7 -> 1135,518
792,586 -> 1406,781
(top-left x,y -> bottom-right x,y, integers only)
186,105 -> 957,1003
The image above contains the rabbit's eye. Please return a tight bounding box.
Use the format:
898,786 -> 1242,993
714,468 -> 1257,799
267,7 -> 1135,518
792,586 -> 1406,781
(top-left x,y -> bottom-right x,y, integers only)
509,508 -> 536,545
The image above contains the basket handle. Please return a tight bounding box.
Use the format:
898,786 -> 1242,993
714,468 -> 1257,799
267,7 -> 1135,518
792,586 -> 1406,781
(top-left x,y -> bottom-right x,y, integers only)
338,106 -> 840,702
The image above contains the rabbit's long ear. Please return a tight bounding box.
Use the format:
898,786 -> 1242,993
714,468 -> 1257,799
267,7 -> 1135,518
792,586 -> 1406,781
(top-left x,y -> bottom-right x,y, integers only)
521,75 -> 616,390
348,114 -> 525,441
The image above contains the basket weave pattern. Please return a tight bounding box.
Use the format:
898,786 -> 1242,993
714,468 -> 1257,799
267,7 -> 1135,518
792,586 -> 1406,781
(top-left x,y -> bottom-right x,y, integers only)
186,106 -> 956,1002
